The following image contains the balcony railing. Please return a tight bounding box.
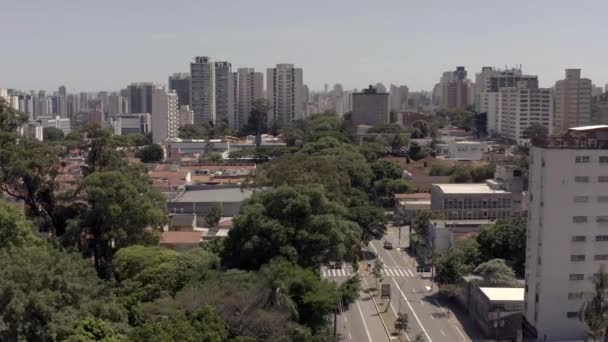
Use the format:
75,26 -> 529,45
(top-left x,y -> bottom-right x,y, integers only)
532,137 -> 608,150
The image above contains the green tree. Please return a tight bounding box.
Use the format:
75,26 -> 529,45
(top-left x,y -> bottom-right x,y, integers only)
0,97 -> 29,132
476,218 -> 526,277
242,98 -> 271,146
470,163 -> 495,182
435,239 -> 481,284
338,274 -> 361,309
359,142 -> 386,162
371,159 -> 402,181
347,204 -> 386,244
221,185 -> 361,270
205,206 -> 223,228
126,133 -> 152,147
0,200 -> 40,249
450,166 -> 472,183
580,271 -> 608,342
412,120 -> 430,138
78,170 -> 166,279
64,317 -> 122,342
391,134 -> 408,154
372,259 -> 384,290
473,259 -> 519,287
0,246 -> 127,341
206,152 -> 223,163
136,144 -> 163,163
522,123 -> 549,142
394,313 -> 409,342
178,124 -> 206,139
43,127 -> 65,142
408,141 -> 425,161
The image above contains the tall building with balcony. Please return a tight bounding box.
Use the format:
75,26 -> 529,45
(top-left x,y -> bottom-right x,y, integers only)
266,64 -> 305,127
190,56 -> 215,124
168,73 -> 191,107
524,126 -> 608,341
554,69 -> 592,133
235,68 -> 264,131
439,67 -> 474,110
214,61 -> 235,125
497,81 -> 553,143
151,86 -> 178,144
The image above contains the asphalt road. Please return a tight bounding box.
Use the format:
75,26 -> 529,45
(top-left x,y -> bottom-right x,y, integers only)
324,225 -> 483,342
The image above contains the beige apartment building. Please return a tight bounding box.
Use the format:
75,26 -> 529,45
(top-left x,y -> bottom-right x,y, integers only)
554,69 -> 592,133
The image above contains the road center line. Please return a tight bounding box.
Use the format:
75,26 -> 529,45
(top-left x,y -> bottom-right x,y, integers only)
454,326 -> 467,341
390,277 -> 433,342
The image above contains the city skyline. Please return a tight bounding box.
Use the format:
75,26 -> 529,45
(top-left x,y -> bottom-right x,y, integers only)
2,0 -> 608,92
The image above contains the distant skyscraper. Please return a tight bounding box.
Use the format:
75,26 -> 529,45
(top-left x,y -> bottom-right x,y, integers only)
389,84 -> 409,112
190,56 -> 215,124
127,83 -> 155,114
107,92 -> 126,115
554,69 -> 592,133
266,64 -> 305,127
151,85 -> 178,144
439,67 -> 473,110
58,85 -> 67,118
235,68 -> 264,131
97,91 -> 109,114
66,94 -> 79,119
352,85 -> 389,126
178,105 -> 194,127
168,73 -> 191,107
79,92 -> 89,112
214,61 -> 235,125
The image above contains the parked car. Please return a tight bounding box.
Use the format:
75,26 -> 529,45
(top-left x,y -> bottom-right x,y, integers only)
383,241 -> 393,250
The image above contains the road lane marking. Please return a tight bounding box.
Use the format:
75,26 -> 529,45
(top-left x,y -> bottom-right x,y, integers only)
387,268 -> 395,276
454,326 -> 466,341
391,278 -> 433,342
397,269 -> 406,277
433,299 -> 447,316
355,299 -> 373,342
348,332 -> 352,341
440,330 -> 446,336
361,276 -> 392,341
407,269 -> 415,277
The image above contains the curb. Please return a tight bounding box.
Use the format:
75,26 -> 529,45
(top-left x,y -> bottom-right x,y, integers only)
362,275 -> 393,341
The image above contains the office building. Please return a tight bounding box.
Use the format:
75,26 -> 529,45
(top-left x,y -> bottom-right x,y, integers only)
266,64 -> 305,127
430,165 -> 524,220
524,126 -> 608,341
235,68 -> 264,131
554,69 -> 592,133
190,56 -> 215,124
390,84 -> 409,112
497,82 -> 553,143
351,85 -> 389,126
107,92 -> 127,115
127,82 -> 155,114
23,122 -> 43,141
79,92 -> 89,112
66,94 -> 79,119
151,86 -> 178,144
169,73 -> 191,107
111,113 -> 151,136
214,61 -> 235,125
87,110 -> 104,127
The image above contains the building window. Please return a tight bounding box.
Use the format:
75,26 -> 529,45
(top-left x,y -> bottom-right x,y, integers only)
575,156 -> 590,163
571,255 -> 586,262
568,292 -> 584,300
598,216 -> 608,224
572,236 -> 586,242
575,176 -> 590,183
599,176 -> 608,183
573,216 -> 588,223
599,196 -> 608,203
574,196 -> 589,203
596,235 -> 608,242
600,156 -> 608,163
567,312 -> 579,318
570,274 -> 584,281
594,255 -> 608,261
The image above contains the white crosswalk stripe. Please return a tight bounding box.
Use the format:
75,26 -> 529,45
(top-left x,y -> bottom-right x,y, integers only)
397,269 -> 406,277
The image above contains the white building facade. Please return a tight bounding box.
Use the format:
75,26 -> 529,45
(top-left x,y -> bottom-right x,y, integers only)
235,68 -> 264,131
498,84 -> 553,143
525,126 -> 608,341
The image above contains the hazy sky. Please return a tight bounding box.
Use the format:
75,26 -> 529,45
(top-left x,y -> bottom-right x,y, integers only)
2,0 -> 607,93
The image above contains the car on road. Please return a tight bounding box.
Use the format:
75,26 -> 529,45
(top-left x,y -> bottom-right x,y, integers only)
383,241 -> 393,249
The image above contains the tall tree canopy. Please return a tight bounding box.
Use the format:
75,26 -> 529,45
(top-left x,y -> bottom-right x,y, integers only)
476,218 -> 526,277
221,185 -> 361,270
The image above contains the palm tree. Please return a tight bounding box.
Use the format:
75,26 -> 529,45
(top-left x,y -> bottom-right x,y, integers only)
394,313 -> 409,342
580,271 -> 608,341
258,260 -> 298,319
